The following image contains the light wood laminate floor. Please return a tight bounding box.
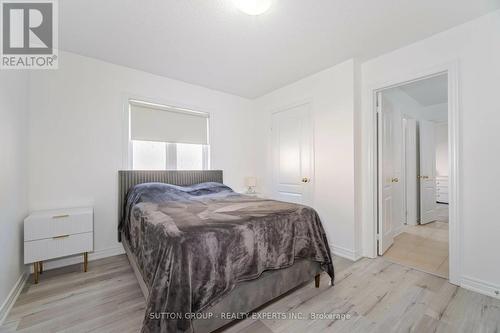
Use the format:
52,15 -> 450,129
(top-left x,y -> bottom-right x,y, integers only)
383,204 -> 449,278
2,252 -> 500,333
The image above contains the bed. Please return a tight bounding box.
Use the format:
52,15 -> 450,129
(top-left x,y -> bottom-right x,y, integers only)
118,170 -> 334,333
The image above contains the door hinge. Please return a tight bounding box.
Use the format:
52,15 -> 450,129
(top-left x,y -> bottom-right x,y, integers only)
376,233 -> 380,240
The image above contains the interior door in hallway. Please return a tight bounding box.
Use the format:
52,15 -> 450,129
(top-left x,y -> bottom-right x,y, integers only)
271,103 -> 313,205
378,93 -> 403,255
405,118 -> 418,226
419,119 -> 437,224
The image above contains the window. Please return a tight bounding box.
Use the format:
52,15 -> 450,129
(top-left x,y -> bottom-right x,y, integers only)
132,141 -> 209,170
176,143 -> 205,170
129,100 -> 210,170
132,140 -> 166,170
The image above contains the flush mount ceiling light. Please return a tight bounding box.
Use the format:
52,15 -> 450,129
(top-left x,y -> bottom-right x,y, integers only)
234,0 -> 272,15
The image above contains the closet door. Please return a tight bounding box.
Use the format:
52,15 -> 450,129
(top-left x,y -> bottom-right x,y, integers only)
271,103 -> 313,205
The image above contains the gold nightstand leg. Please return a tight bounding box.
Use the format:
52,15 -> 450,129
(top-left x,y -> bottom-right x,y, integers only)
83,252 -> 88,272
39,261 -> 43,274
33,262 -> 39,284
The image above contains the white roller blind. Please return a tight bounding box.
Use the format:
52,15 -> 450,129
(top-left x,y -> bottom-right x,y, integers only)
130,102 -> 208,145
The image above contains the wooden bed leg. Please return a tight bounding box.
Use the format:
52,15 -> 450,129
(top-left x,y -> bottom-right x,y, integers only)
315,274 -> 320,288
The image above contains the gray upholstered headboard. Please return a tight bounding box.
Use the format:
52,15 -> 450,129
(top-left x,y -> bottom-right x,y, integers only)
118,170 -> 223,241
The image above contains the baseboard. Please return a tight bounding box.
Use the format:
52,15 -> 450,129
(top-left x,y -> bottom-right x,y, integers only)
461,275 -> 500,300
331,245 -> 362,262
0,272 -> 29,325
29,245 -> 125,273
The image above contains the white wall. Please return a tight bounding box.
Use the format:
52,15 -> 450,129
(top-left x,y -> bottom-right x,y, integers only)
384,89 -> 426,120
361,10 -> 500,294
383,88 -> 448,122
28,51 -> 256,263
435,123 -> 448,176
421,103 -> 448,123
253,60 -> 359,260
0,72 -> 29,313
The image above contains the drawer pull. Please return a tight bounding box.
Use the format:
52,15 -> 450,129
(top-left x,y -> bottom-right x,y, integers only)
52,214 -> 69,219
53,235 -> 70,239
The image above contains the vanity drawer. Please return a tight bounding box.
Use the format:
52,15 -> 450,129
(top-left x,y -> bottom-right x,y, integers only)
24,232 -> 93,263
24,207 -> 93,241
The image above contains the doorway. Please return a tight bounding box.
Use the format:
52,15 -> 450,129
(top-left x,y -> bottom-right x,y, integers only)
377,74 -> 450,279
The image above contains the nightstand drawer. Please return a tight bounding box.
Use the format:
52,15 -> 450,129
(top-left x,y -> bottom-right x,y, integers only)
24,232 -> 93,263
24,207 -> 93,241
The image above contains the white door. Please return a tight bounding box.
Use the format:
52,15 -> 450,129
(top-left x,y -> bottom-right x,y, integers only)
392,107 -> 404,233
271,103 -> 313,205
378,93 -> 399,255
419,120 -> 437,224
405,118 -> 418,225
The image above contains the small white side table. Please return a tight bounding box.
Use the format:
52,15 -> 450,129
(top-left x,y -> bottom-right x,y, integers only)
24,207 -> 94,283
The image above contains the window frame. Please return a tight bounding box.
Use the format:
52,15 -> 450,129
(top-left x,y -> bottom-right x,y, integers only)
124,98 -> 211,171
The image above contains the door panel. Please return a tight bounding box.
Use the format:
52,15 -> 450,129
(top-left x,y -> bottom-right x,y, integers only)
392,108 -> 404,232
272,104 -> 313,205
378,93 -> 395,255
405,118 -> 418,225
419,120 -> 437,224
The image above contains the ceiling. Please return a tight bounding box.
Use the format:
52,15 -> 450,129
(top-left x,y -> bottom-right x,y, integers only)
59,0 -> 500,98
388,74 -> 448,122
399,74 -> 448,107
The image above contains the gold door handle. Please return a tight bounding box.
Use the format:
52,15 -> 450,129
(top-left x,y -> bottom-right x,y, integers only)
391,177 -> 399,183
301,177 -> 310,183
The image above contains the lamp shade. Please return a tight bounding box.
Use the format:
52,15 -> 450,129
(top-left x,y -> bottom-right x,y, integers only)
245,177 -> 257,187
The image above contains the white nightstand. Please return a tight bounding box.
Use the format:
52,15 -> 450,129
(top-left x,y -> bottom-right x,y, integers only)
24,207 -> 94,283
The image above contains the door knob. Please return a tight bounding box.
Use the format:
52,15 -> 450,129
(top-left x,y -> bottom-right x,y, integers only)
301,177 -> 310,183
391,177 -> 399,183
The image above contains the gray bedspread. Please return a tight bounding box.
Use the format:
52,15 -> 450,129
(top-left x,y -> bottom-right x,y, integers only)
120,182 -> 334,333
